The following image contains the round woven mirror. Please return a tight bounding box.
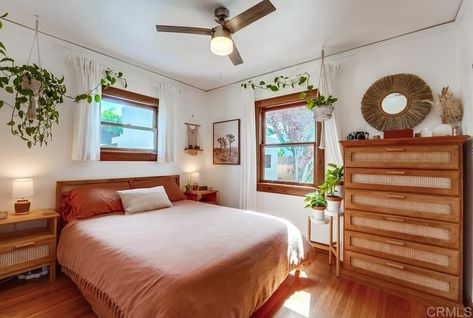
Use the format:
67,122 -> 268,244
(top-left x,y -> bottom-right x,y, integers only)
361,74 -> 433,131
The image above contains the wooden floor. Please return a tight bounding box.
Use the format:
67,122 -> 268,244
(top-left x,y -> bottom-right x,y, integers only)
0,251 -> 447,318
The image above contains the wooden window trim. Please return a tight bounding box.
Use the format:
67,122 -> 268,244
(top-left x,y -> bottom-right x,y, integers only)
100,87 -> 159,162
255,91 -> 324,196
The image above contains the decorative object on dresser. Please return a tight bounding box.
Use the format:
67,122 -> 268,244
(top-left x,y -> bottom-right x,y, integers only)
438,87 -> 463,134
213,119 -> 240,165
341,135 -> 470,306
383,128 -> 413,139
346,131 -> 369,140
0,209 -> 59,282
185,190 -> 218,205
12,178 -> 34,214
361,74 -> 433,131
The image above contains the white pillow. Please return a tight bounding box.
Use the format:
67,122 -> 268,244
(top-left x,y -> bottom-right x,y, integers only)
117,186 -> 173,214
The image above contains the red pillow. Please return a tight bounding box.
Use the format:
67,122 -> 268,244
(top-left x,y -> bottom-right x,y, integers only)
129,179 -> 186,202
67,182 -> 130,221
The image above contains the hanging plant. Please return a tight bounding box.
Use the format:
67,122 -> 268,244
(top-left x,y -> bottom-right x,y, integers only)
0,13 -> 127,148
241,72 -> 338,110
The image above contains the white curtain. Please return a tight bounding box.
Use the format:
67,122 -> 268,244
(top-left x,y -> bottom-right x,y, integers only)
322,64 -> 343,166
157,83 -> 180,164
239,88 -> 257,211
70,56 -> 101,161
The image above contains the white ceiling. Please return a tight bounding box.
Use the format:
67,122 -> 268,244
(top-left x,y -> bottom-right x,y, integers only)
1,0 -> 463,91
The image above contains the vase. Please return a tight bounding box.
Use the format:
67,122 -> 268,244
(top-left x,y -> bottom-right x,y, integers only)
312,104 -> 334,122
326,196 -> 342,212
312,207 -> 325,221
335,183 -> 344,197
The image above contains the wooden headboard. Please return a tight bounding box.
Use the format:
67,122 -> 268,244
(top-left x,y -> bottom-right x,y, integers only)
55,175 -> 180,213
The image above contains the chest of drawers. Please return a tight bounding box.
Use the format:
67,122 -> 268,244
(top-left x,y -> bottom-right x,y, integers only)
341,136 -> 469,305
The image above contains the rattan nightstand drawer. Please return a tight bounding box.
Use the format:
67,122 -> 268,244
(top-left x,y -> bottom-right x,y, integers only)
345,210 -> 459,249
345,189 -> 460,222
345,145 -> 460,169
346,231 -> 460,275
345,168 -> 459,196
0,237 -> 55,272
346,251 -> 460,301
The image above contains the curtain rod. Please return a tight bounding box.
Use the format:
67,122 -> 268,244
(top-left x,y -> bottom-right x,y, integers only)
1,17 -> 205,92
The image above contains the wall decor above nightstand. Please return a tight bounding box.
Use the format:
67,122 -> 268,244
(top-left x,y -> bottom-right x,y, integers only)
0,209 -> 59,282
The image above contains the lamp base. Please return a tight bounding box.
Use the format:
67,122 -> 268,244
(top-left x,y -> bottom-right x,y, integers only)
14,199 -> 31,214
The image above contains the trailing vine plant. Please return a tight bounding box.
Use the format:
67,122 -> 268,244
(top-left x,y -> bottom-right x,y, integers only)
0,13 -> 127,148
241,72 -> 337,110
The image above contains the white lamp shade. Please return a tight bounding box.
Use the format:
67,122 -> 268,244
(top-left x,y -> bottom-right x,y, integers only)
12,178 -> 34,198
190,172 -> 200,184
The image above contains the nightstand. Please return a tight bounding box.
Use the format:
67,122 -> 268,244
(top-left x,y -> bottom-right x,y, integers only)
0,209 -> 59,282
185,190 -> 218,204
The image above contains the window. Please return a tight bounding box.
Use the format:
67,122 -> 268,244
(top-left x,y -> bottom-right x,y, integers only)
100,87 -> 159,161
256,92 -> 324,196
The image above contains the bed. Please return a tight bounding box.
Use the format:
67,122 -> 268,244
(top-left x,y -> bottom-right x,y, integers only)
56,175 -> 315,318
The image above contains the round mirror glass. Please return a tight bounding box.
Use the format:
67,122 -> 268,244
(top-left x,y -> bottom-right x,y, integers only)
381,93 -> 408,114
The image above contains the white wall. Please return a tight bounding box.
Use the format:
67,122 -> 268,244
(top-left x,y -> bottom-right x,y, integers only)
458,0 -> 473,304
205,24 -> 460,242
0,21 -> 208,211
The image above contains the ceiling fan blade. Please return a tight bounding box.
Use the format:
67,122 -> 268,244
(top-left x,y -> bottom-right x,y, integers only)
156,25 -> 213,36
229,43 -> 243,66
224,0 -> 276,33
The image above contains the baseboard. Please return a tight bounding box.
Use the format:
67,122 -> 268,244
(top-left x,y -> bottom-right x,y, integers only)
464,290 -> 473,309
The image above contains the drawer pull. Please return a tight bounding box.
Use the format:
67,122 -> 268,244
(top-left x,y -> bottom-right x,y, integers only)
385,262 -> 405,270
386,170 -> 406,175
385,216 -> 406,222
386,194 -> 406,199
386,148 -> 405,152
14,242 -> 35,249
385,240 -> 405,246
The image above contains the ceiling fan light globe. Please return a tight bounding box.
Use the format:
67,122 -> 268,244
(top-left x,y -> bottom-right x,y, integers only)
210,36 -> 234,56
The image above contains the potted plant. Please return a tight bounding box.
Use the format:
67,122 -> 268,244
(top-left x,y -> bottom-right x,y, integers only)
304,190 -> 327,221
306,94 -> 338,119
326,163 -> 344,197
320,173 -> 342,213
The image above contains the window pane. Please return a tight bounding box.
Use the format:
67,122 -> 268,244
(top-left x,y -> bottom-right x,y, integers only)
265,106 -> 315,144
101,99 -> 154,128
101,125 -> 155,151
263,145 -> 314,184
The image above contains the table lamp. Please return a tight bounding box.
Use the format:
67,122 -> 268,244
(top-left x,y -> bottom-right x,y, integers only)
12,178 -> 34,214
190,172 -> 200,191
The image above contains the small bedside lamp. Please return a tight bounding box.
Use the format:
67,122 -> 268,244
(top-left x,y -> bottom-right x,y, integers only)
12,178 -> 34,214
190,172 -> 200,191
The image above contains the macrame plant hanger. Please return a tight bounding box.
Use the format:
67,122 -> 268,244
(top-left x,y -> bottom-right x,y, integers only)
184,114 -> 203,156
23,15 -> 42,120
316,48 -> 332,150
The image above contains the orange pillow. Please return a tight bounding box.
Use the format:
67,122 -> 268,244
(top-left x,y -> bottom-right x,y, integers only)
67,182 -> 130,221
130,179 -> 186,202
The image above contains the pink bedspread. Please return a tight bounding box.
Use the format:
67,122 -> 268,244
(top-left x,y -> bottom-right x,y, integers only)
57,200 -> 314,318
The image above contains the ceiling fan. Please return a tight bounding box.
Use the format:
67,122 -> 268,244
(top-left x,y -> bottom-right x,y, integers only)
156,0 -> 276,66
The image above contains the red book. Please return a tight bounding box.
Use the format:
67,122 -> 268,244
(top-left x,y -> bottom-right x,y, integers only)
384,129 -> 413,139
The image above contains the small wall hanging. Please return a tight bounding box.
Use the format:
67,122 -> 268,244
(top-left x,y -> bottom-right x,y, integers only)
185,115 -> 203,156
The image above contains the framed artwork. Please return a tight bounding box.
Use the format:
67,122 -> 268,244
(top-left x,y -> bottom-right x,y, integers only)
213,119 -> 240,165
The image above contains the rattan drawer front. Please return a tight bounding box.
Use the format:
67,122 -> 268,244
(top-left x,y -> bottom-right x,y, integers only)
345,189 -> 460,222
345,210 -> 459,249
346,168 -> 459,196
0,239 -> 52,271
346,251 -> 460,301
345,145 -> 459,169
345,231 -> 460,275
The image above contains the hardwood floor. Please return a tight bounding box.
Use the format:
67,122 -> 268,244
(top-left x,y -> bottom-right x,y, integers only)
0,251 -> 459,318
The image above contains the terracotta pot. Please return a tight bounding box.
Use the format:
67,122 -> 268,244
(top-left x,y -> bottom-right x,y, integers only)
312,206 -> 325,220
326,196 -> 342,212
